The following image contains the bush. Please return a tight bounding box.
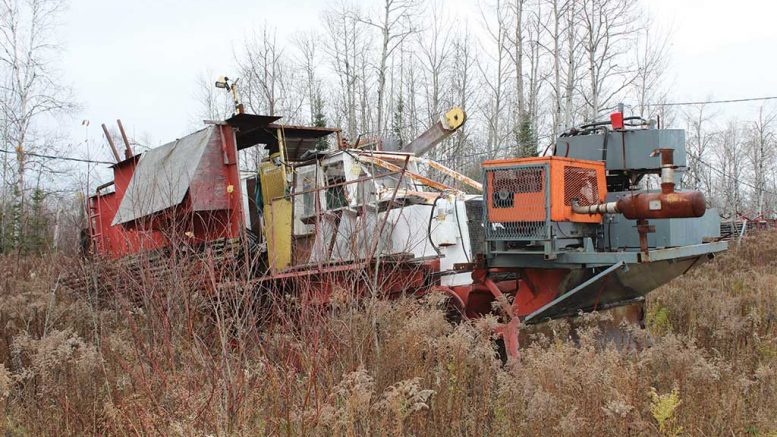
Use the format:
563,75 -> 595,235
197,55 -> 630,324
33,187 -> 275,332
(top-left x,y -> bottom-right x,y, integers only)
0,233 -> 775,435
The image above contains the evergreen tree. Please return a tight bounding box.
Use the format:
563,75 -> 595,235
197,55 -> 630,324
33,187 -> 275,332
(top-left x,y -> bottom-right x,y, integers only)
313,93 -> 328,150
515,118 -> 537,157
25,188 -> 50,254
391,96 -> 405,149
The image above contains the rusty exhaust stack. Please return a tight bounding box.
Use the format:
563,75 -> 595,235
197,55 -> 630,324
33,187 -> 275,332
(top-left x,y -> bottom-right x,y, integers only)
572,148 -> 706,261
116,119 -> 134,159
101,123 -> 121,163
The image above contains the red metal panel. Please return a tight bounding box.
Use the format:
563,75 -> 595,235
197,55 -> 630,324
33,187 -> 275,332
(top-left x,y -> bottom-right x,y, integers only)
162,125 -> 245,244
112,157 -> 139,202
610,111 -> 624,130
90,191 -> 165,259
89,125 -> 246,258
186,125 -> 245,242
222,125 -> 244,239
189,129 -> 229,211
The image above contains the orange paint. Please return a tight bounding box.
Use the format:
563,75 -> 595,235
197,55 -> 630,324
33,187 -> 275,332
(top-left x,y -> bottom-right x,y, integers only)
483,156 -> 607,224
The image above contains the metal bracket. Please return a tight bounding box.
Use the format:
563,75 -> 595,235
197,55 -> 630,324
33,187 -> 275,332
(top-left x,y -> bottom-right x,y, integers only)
523,260 -> 626,323
543,238 -> 558,260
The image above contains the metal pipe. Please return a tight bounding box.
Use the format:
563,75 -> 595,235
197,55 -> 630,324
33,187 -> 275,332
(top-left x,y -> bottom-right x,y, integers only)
636,218 -> 655,261
365,152 -> 483,192
574,147 -> 706,220
428,194 -> 443,256
651,148 -> 676,193
401,106 -> 466,156
101,123 -> 121,162
116,119 -> 133,158
95,180 -> 115,193
358,155 -> 458,193
572,201 -> 619,215
616,191 -> 706,220
618,148 -> 705,220
578,115 -> 645,131
573,192 -> 706,219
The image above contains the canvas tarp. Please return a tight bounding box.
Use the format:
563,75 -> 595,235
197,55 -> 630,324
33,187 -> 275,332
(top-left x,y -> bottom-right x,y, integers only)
112,126 -> 215,225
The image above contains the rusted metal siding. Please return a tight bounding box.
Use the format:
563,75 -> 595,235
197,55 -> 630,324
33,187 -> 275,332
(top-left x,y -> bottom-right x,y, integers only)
90,124 -> 245,259
190,127 -> 229,212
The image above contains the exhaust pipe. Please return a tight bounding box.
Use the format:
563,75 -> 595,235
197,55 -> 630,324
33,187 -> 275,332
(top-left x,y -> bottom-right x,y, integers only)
573,148 -> 706,220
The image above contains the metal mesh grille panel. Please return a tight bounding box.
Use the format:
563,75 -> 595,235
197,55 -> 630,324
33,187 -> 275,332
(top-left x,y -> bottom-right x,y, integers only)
564,166 -> 599,206
485,165 -> 549,241
465,198 -> 485,256
488,219 -> 548,240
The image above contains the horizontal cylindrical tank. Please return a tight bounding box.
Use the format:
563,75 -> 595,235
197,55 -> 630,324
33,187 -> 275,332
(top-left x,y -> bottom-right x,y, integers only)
573,148 -> 706,220
615,190 -> 706,220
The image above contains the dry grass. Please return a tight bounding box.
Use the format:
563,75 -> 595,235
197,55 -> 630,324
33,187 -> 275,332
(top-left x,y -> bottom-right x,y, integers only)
0,233 -> 776,436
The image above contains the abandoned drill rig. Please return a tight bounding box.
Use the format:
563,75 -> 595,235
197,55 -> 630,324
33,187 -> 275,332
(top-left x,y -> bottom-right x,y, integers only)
86,107 -> 727,357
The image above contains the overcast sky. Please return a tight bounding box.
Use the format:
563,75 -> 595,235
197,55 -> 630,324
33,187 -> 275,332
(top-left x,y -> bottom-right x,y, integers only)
58,0 -> 777,164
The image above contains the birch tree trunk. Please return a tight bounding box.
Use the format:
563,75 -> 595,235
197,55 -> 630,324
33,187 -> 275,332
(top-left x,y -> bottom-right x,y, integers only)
362,0 -> 417,135
0,0 -> 74,252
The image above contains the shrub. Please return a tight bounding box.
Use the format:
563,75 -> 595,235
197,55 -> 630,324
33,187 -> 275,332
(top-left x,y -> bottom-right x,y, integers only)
0,233 -> 775,435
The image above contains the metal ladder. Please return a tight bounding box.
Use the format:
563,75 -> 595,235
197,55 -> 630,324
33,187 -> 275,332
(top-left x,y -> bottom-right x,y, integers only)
87,197 -> 103,254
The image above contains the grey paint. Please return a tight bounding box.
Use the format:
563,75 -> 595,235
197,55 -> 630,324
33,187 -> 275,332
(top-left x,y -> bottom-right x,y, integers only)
603,190 -> 721,249
556,129 -> 686,171
113,126 -> 215,225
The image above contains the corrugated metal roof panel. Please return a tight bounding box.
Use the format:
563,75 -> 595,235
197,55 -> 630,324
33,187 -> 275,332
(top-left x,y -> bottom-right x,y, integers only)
112,127 -> 215,225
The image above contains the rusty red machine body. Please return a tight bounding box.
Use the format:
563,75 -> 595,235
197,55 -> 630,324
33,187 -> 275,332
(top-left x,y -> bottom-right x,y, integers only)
89,124 -> 244,257
86,110 -> 727,358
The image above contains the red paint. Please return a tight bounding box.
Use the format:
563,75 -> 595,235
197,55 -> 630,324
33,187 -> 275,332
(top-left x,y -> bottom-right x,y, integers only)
448,268 -> 568,319
610,112 -> 624,130
89,157 -> 166,258
89,125 -> 245,258
442,267 -> 571,359
513,269 -> 568,316
616,190 -> 706,220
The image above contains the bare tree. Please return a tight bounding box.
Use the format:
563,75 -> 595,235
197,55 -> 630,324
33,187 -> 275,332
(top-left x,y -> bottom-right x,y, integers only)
412,0 -> 454,161
323,1 -> 371,140
745,106 -> 776,216
714,121 -> 745,218
387,40 -> 419,148
562,0 -> 583,129
630,18 -> 670,119
506,0 -> 527,129
682,104 -> 715,193
359,0 -> 419,136
358,41 -> 373,135
416,0 -> 451,127
292,31 -> 325,126
447,27 -> 477,170
191,70 -> 234,125
237,25 -> 304,121
538,0 -> 570,136
478,0 -> 511,159
521,3 -> 545,155
578,0 -> 638,120
0,0 -> 74,251
505,0 -> 545,156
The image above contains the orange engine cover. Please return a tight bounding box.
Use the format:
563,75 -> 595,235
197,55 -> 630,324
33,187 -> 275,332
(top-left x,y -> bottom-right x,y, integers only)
482,156 -> 607,224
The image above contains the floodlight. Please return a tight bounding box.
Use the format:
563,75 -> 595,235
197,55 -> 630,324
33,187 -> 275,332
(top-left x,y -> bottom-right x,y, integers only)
215,76 -> 230,90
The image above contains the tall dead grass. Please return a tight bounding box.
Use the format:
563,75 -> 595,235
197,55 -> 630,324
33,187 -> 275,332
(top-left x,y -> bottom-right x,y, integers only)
0,233 -> 775,436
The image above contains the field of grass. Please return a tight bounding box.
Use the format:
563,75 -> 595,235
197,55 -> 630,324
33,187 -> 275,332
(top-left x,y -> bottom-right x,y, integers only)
1,233 -> 776,436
